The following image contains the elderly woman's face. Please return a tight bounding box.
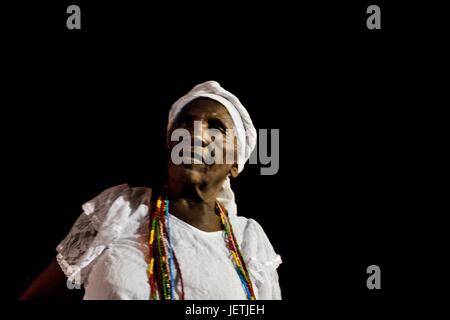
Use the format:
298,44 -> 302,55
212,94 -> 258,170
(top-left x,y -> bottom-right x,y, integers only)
167,98 -> 238,187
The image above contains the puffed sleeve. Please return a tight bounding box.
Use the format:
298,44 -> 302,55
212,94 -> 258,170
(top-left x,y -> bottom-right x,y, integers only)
55,184 -> 135,287
240,219 -> 283,300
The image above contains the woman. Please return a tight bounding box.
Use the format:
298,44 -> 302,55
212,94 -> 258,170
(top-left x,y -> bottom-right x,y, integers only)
20,81 -> 282,300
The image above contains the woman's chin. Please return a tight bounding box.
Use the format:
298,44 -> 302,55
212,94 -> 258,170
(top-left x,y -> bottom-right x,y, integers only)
173,165 -> 206,184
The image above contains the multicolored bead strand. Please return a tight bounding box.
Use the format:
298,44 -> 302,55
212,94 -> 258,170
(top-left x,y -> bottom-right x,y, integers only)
216,202 -> 256,300
148,195 -> 179,300
147,190 -> 256,300
164,193 -> 176,299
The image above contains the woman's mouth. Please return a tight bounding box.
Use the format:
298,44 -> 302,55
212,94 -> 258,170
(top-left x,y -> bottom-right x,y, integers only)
180,150 -> 215,165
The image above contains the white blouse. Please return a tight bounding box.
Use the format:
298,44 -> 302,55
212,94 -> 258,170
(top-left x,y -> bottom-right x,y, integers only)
56,184 -> 282,300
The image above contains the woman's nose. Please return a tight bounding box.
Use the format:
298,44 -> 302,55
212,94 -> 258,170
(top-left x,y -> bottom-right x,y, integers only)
192,134 -> 208,148
191,121 -> 210,147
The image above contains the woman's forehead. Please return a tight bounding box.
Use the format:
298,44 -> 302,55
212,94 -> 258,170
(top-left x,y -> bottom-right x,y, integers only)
177,98 -> 234,124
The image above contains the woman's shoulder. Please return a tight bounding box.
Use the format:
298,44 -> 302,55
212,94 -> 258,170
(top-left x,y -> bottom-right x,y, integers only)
56,184 -> 154,286
82,184 -> 153,213
229,215 -> 264,234
229,216 -> 275,250
80,184 -> 153,229
230,215 -> 282,275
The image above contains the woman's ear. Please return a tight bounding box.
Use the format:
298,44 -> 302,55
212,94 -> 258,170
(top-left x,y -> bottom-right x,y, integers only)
229,164 -> 239,178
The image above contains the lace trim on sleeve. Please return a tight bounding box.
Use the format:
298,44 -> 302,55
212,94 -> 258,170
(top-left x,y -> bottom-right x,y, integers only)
55,184 -> 130,286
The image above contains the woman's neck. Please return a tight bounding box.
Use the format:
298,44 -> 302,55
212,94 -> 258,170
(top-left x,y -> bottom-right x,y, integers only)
166,180 -> 222,232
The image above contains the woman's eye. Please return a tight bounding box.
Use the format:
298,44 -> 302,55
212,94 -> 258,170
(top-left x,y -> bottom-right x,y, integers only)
177,120 -> 189,127
212,124 -> 223,130
209,121 -> 226,133
215,126 -> 226,134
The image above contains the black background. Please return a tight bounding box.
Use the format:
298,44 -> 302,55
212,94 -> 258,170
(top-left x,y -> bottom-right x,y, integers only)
3,0 -> 446,317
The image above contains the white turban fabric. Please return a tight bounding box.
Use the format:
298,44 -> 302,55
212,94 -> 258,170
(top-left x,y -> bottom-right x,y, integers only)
167,81 -> 257,216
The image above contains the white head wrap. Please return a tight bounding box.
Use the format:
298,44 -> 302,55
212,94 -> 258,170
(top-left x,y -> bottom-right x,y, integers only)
167,81 -> 257,216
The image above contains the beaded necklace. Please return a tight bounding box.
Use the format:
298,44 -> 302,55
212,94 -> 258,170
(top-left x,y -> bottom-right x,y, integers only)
147,190 -> 256,300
